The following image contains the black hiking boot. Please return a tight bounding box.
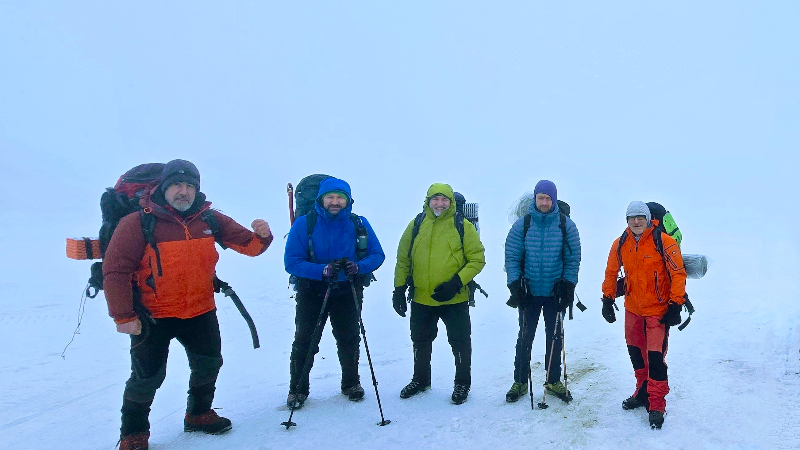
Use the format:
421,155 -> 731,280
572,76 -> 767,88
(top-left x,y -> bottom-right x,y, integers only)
342,383 -> 365,401
451,384 -> 470,405
622,396 -> 648,410
400,380 -> 430,399
649,410 -> 664,429
286,392 -> 308,409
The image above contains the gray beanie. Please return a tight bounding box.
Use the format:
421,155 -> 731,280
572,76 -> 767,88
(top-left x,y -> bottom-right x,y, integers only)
626,201 -> 651,224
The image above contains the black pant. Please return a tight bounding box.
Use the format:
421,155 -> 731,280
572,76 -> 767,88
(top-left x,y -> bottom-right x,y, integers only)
121,310 -> 223,436
289,280 -> 363,395
514,296 -> 562,384
409,301 -> 472,387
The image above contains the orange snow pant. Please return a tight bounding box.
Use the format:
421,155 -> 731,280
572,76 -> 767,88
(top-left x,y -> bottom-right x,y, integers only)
625,310 -> 670,413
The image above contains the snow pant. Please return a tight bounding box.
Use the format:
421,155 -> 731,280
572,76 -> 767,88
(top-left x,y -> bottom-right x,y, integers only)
409,301 -> 472,387
120,310 -> 223,436
289,279 -> 363,395
625,309 -> 670,413
514,296 -> 562,384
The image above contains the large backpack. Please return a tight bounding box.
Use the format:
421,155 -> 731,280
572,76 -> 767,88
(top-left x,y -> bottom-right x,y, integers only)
288,174 -> 375,288
405,192 -> 487,306
646,202 -> 682,246
293,174 -> 332,218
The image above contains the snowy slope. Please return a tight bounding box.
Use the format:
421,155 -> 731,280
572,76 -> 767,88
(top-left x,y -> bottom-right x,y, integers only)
1,2 -> 799,449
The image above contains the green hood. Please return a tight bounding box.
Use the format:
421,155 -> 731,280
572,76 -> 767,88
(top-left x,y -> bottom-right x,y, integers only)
424,183 -> 456,221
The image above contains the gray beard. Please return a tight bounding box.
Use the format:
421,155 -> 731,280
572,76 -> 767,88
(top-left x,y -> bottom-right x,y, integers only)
169,199 -> 192,212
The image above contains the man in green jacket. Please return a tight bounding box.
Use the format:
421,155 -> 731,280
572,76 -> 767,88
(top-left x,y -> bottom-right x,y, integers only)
392,183 -> 486,404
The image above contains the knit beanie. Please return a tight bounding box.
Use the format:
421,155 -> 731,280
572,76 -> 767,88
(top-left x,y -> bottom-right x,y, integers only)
160,159 -> 200,193
534,180 -> 557,204
626,201 -> 651,223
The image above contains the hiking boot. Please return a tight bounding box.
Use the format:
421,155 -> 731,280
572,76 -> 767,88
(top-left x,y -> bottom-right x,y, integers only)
649,410 -> 664,429
119,432 -> 149,450
286,392 -> 308,409
184,409 -> 232,434
544,380 -> 573,403
505,382 -> 528,403
400,380 -> 430,399
451,384 -> 470,405
622,395 -> 648,410
544,380 -> 567,395
342,383 -> 365,401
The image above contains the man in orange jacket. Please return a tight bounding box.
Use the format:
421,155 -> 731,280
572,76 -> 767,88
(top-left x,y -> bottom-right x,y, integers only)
103,159 -> 273,450
601,201 -> 686,430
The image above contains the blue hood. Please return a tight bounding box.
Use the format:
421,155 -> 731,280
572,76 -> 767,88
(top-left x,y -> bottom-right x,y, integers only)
315,177 -> 353,221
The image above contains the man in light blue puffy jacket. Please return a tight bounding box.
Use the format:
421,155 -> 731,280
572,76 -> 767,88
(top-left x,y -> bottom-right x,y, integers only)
503,180 -> 581,403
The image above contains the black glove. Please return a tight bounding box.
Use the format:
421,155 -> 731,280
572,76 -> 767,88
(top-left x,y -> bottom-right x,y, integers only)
344,260 -> 359,276
322,260 -> 342,279
602,297 -> 617,323
392,286 -> 408,317
431,275 -> 463,302
660,301 -> 682,326
553,278 -> 575,313
506,280 -> 525,308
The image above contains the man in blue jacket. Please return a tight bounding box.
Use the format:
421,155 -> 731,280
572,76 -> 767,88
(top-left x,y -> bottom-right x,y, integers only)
284,177 -> 385,409
504,180 -> 581,403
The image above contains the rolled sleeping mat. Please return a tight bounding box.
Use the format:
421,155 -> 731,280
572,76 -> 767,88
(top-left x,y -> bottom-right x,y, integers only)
683,254 -> 708,279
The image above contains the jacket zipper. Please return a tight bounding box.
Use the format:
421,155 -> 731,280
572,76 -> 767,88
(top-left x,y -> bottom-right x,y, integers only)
654,272 -> 665,303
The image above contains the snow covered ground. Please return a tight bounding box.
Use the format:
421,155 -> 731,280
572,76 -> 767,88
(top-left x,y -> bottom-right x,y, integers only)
1,2 -> 799,449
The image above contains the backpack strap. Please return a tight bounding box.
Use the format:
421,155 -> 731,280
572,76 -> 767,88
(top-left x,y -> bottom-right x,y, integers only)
558,212 -> 572,278
407,212 -> 426,259
305,210 -> 319,263
140,210 -> 163,277
200,209 -> 227,250
520,214 -> 532,276
616,230 -> 628,269
652,227 -> 673,283
350,213 -> 369,261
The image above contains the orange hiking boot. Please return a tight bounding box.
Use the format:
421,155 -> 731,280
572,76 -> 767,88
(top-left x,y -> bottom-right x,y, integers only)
118,432 -> 149,450
184,409 -> 232,434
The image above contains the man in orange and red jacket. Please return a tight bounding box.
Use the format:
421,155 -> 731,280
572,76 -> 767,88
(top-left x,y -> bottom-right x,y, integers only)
601,201 -> 686,430
103,159 -> 273,450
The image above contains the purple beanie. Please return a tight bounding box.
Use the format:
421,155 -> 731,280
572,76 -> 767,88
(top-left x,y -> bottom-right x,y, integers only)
534,180 -> 557,205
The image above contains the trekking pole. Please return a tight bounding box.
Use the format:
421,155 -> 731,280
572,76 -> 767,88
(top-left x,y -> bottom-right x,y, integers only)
561,312 -> 568,398
287,183 -> 295,225
281,279 -> 335,429
347,270 -> 391,426
538,311 -> 563,409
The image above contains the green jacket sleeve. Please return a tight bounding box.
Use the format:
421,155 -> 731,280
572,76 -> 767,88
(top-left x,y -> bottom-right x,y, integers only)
393,219 -> 415,287
456,220 -> 486,285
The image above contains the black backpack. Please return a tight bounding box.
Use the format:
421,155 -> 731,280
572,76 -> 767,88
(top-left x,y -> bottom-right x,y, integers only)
405,192 -> 487,306
293,174 -> 332,218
